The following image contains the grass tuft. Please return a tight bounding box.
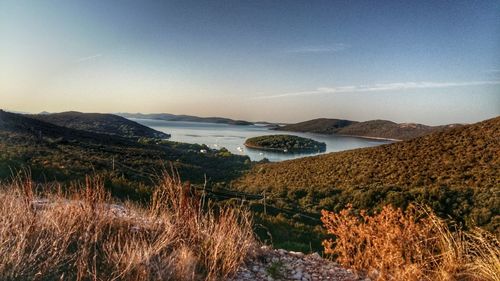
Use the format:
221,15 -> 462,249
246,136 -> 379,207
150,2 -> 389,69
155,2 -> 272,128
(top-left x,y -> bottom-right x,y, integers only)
0,173 -> 256,281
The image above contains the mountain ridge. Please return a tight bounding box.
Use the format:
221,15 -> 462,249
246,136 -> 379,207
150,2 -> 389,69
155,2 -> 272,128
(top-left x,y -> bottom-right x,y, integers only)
276,118 -> 462,140
32,111 -> 170,140
118,112 -> 254,126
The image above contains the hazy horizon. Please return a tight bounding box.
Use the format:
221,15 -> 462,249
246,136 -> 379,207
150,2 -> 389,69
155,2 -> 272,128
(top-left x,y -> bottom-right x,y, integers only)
1,0 -> 499,125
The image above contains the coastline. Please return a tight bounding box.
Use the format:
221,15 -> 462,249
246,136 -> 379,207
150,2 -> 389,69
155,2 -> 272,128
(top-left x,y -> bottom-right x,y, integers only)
244,142 -> 289,152
244,142 -> 325,154
275,129 -> 402,142
336,134 -> 402,142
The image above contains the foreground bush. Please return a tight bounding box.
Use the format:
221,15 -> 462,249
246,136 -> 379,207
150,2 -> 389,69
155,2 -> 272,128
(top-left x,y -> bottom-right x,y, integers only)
0,175 -> 255,281
321,205 -> 500,281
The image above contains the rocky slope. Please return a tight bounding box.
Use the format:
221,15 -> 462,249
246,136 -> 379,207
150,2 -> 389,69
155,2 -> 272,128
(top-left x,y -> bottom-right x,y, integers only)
231,246 -> 364,281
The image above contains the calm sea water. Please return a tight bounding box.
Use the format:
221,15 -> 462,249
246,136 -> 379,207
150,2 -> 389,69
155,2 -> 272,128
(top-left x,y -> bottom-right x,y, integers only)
132,118 -> 392,162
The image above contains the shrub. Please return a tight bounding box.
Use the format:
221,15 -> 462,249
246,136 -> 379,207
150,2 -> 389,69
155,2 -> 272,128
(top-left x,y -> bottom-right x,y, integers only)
321,205 -> 500,281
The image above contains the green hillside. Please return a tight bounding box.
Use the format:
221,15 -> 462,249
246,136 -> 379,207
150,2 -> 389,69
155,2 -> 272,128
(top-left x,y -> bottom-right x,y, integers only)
277,118 -> 460,140
275,118 -> 356,134
234,117 -> 499,249
0,110 -> 250,198
242,117 -> 498,191
33,111 -> 170,139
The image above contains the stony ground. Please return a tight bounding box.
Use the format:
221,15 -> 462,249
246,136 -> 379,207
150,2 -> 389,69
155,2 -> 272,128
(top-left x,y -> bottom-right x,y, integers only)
230,246 -> 368,281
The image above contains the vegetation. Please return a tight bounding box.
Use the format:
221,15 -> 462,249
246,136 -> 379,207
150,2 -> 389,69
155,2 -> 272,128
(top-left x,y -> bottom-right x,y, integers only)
336,119 -> 460,140
322,205 -> 500,281
277,117 -> 460,140
0,110 -> 250,198
2,109 -> 498,279
33,111 -> 170,139
244,134 -> 326,153
0,174 -> 256,281
234,117 -> 499,249
276,118 -> 355,134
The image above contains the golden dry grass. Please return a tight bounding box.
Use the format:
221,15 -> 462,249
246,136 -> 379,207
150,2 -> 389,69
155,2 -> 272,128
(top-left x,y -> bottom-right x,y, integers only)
0,174 -> 256,281
321,205 -> 500,281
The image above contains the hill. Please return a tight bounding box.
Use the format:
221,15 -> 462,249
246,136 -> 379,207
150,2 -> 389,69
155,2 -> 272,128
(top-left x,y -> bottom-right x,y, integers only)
236,116 -> 499,192
276,118 -> 356,134
32,111 -> 170,139
277,118 -> 460,140
118,112 -> 254,126
336,120 -> 460,140
234,117 -> 499,248
0,110 -> 250,197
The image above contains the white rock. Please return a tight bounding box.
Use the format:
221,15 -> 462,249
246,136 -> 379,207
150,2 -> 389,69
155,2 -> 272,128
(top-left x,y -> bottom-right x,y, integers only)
309,252 -> 321,259
289,251 -> 305,257
291,271 -> 303,280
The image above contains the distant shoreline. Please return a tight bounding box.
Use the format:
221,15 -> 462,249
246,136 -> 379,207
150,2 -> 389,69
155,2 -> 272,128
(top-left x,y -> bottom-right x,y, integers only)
243,142 -> 287,152
336,134 -> 402,142
243,142 -> 324,154
274,128 -> 401,142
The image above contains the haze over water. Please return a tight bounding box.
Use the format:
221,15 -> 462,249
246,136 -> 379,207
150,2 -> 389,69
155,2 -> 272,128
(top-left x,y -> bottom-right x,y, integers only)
132,118 -> 391,162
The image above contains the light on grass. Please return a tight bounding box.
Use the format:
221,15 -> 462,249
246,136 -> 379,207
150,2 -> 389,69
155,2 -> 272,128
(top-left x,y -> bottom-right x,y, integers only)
0,173 -> 256,281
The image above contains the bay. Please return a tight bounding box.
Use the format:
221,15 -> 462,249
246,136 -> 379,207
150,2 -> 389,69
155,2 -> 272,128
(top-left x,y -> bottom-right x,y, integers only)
131,118 -> 392,162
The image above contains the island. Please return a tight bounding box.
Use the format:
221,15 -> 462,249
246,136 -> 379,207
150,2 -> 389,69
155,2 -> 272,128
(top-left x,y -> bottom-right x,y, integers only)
244,134 -> 326,153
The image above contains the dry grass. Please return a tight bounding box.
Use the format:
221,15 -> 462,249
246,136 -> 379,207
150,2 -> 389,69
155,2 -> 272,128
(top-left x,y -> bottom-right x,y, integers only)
0,174 -> 256,281
321,205 -> 500,281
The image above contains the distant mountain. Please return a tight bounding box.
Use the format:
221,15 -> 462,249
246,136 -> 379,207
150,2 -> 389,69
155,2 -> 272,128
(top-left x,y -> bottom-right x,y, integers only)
277,118 -> 461,140
276,118 -> 356,134
0,110 -> 137,148
118,113 -> 254,126
32,111 -> 170,140
336,120 -> 461,140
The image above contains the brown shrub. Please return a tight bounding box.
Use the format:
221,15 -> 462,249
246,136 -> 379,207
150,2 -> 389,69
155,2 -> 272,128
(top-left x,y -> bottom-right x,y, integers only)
321,205 -> 499,281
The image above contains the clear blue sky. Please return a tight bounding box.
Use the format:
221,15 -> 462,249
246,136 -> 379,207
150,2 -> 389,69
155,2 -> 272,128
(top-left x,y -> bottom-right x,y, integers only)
0,0 -> 499,124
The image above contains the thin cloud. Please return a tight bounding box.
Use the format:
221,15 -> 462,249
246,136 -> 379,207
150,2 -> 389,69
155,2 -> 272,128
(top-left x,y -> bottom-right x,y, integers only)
484,68 -> 500,74
250,80 -> 500,100
287,43 -> 349,54
75,54 -> 103,63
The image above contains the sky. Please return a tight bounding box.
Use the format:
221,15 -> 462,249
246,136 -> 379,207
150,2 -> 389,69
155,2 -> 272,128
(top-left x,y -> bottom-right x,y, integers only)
0,0 -> 499,125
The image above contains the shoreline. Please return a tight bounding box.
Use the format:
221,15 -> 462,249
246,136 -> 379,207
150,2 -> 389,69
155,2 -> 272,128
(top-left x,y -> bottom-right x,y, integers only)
275,129 -> 402,142
336,134 -> 402,142
244,142 -> 324,154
